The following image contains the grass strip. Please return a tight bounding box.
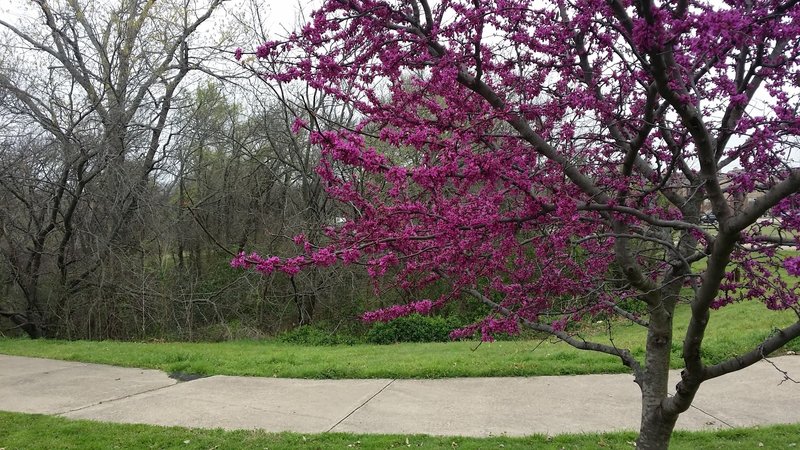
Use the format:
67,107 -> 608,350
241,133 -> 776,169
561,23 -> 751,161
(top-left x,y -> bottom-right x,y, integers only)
1,411 -> 799,450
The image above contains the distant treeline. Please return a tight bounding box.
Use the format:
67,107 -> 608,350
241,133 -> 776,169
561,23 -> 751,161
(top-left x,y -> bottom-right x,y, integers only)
0,0 -> 382,340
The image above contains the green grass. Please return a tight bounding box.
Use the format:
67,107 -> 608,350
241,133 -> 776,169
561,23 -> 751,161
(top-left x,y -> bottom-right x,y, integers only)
0,336 -> 626,378
583,299 -> 800,366
1,301 -> 797,379
0,411 -> 798,449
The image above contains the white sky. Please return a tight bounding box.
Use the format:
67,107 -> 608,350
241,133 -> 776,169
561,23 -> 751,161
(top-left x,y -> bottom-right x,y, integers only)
0,0 -> 306,39
253,0 -> 319,34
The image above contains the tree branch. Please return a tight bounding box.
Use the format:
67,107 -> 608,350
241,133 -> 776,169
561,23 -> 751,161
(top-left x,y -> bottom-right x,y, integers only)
463,287 -> 644,380
703,321 -> 800,381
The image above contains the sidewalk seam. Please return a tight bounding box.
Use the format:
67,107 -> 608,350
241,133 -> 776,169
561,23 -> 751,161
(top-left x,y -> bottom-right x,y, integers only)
327,379 -> 396,433
54,381 -> 179,416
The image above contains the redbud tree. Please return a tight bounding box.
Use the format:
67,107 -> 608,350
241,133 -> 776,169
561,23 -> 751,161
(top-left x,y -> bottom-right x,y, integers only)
235,0 -> 800,447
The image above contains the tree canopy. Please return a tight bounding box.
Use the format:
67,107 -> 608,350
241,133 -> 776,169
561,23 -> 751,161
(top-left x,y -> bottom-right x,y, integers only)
237,0 -> 800,448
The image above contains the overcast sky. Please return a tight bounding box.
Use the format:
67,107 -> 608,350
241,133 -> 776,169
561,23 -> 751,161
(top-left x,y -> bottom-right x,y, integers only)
0,0 -> 308,39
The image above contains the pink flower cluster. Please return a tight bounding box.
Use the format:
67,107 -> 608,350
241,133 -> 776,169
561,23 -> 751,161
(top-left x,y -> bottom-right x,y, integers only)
449,317 -> 521,342
361,300 -> 434,323
229,251 -> 304,276
785,257 -> 800,277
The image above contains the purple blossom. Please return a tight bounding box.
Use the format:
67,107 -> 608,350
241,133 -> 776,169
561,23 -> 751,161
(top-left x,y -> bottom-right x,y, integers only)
311,248 -> 337,266
280,256 -> 305,276
255,42 -> 275,59
229,251 -> 249,269
784,257 -> 800,277
291,117 -> 307,134
361,300 -> 435,323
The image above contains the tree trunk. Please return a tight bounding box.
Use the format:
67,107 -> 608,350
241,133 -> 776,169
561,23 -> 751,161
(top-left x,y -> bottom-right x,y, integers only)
636,277 -> 682,449
636,333 -> 677,449
21,323 -> 42,339
296,293 -> 316,327
637,410 -> 678,450
1,311 -> 42,339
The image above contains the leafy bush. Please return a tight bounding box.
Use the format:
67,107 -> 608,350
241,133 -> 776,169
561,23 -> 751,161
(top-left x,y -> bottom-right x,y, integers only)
611,297 -> 650,316
366,314 -> 462,344
277,325 -> 360,346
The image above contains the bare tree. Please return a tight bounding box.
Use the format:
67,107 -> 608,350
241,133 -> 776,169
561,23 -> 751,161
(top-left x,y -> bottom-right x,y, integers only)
0,0 -> 227,338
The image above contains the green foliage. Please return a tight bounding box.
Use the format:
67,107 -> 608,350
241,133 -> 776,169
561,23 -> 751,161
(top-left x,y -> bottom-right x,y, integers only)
193,252 -> 246,294
613,296 -> 650,316
366,314 -> 463,344
277,325 -> 362,346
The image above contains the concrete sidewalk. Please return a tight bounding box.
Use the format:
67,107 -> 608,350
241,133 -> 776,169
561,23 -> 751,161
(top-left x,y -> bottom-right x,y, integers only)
1,354 -> 798,436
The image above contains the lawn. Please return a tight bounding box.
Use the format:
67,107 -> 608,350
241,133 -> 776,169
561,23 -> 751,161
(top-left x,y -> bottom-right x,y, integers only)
0,301 -> 797,379
0,411 -> 798,450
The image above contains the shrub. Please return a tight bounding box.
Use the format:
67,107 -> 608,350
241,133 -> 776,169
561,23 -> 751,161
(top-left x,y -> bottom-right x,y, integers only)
277,325 -> 360,346
366,314 -> 462,344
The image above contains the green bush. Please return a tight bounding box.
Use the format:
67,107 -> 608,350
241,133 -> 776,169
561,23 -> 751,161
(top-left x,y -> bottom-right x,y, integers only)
613,296 -> 651,315
366,314 -> 462,344
277,325 -> 360,346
